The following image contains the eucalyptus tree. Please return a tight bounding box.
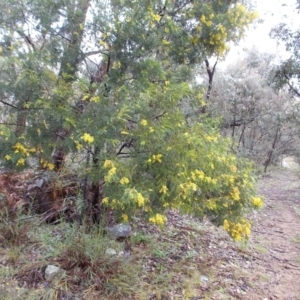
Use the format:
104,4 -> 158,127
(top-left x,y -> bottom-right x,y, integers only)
0,0 -> 261,239
208,49 -> 299,171
268,1 -> 300,148
269,0 -> 300,97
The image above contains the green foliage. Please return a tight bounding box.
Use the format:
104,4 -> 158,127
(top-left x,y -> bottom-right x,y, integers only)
269,5 -> 300,97
0,0 -> 260,239
208,50 -> 300,171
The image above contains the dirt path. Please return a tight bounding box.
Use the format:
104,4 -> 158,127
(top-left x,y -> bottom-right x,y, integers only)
245,170 -> 300,299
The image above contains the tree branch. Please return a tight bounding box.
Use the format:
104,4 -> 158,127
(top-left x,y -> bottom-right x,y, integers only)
16,30 -> 36,51
153,111 -> 167,120
283,71 -> 300,97
0,99 -> 18,109
117,139 -> 134,156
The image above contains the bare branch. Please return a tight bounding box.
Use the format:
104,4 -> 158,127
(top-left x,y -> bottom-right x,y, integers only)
283,71 -> 300,97
16,30 -> 36,51
117,139 -> 134,156
0,99 -> 18,109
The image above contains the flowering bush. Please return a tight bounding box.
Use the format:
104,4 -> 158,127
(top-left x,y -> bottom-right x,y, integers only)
98,111 -> 262,238
0,0 -> 260,239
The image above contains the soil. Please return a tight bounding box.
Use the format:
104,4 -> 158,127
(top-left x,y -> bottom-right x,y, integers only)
244,169 -> 300,300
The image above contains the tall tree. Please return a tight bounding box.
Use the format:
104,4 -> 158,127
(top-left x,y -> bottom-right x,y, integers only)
270,0 -> 300,97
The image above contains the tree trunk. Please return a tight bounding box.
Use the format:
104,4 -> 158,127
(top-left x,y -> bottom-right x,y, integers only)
52,0 -> 91,169
264,126 -> 281,172
15,108 -> 28,137
58,0 -> 91,81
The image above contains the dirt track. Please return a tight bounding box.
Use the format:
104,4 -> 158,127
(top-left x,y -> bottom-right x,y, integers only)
245,170 -> 300,299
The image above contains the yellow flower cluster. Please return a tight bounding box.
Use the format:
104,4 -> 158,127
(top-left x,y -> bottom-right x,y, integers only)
105,167 -> 116,182
16,158 -> 25,166
208,24 -> 229,55
205,135 -> 219,142
140,119 -> 148,126
230,187 -> 240,201
200,14 -> 213,27
140,117 -> 154,133
74,140 -> 83,150
123,188 -> 146,207
205,176 -> 217,185
159,185 -> 168,194
219,174 -> 235,184
120,177 -> 130,185
103,160 -> 117,182
223,219 -> 251,240
82,94 -> 90,101
179,181 -> 198,199
90,96 -> 100,103
252,196 -> 263,208
191,169 -> 205,180
7,143 -> 38,167
112,61 -> 121,69
40,158 -> 55,170
206,199 -> 217,210
190,35 -> 199,45
122,214 -> 128,222
13,142 -> 30,156
230,165 -> 237,173
103,160 -> 114,169
147,154 -> 162,163
136,192 -> 145,207
81,133 -> 94,144
102,197 -> 109,204
149,9 -> 161,22
228,4 -> 258,36
189,170 -> 217,188
149,213 -> 167,226
229,4 -> 252,23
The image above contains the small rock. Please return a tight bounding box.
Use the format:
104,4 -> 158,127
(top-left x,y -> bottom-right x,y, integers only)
107,223 -> 132,239
105,248 -> 117,256
200,275 -> 209,283
45,265 -> 61,281
35,178 -> 45,188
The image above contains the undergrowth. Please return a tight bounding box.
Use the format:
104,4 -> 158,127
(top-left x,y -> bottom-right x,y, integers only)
0,210 -> 256,300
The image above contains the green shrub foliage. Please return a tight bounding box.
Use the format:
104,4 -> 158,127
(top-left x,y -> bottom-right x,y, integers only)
0,0 -> 261,239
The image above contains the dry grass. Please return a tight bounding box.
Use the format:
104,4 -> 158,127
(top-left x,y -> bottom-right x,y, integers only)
3,169 -> 300,299
0,208 -> 260,300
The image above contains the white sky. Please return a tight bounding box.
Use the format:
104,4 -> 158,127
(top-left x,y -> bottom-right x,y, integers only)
222,0 -> 299,65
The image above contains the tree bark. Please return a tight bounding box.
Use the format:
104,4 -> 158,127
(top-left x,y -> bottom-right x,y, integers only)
15,108 -> 28,137
58,0 -> 91,81
202,58 -> 218,113
264,126 -> 281,172
52,0 -> 91,170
